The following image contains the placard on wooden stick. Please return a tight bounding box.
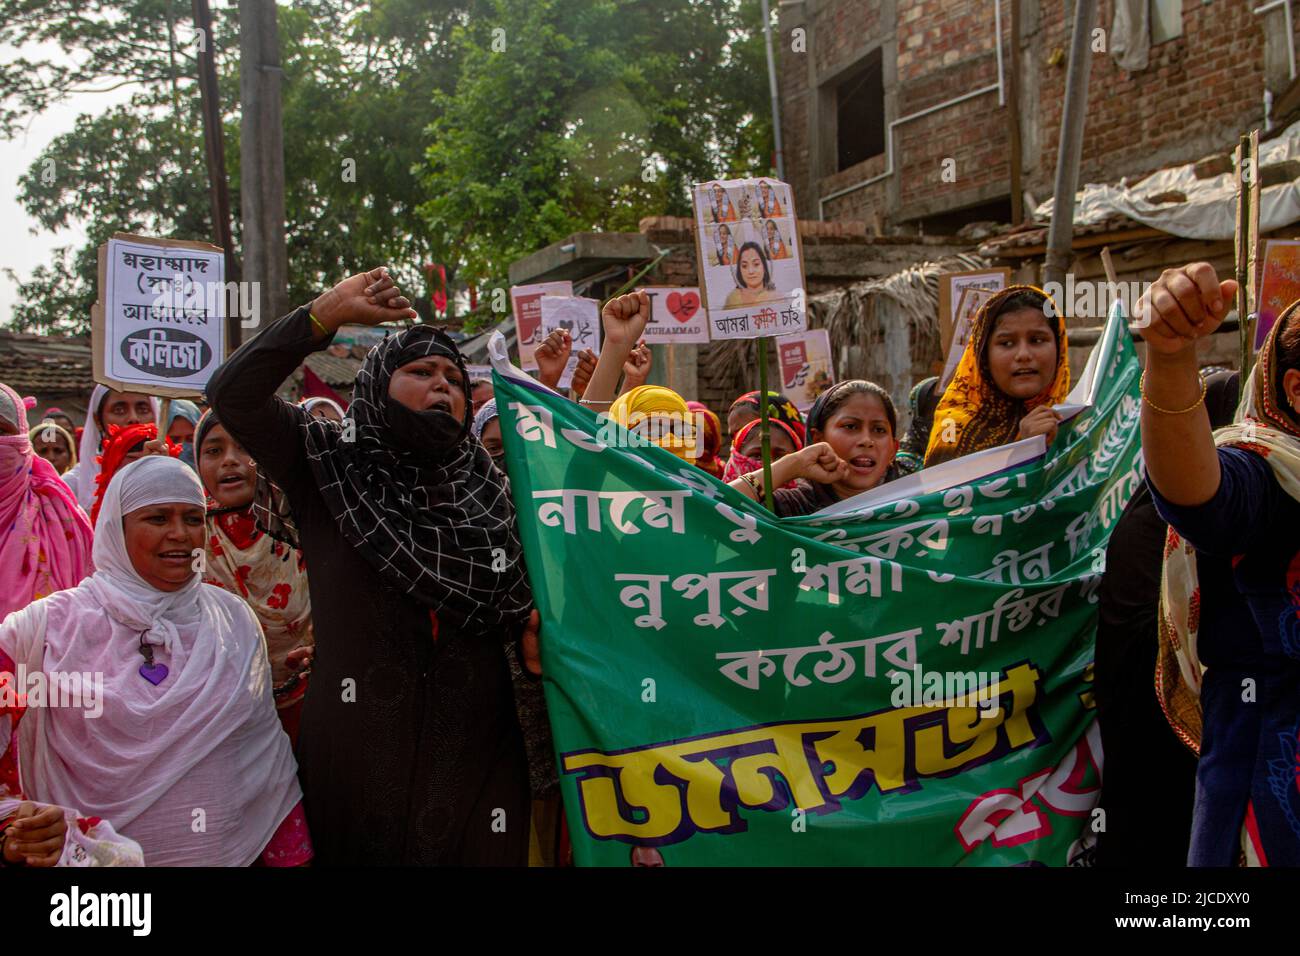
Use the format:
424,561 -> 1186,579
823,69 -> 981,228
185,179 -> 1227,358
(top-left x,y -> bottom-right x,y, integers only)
691,177 -> 807,340
92,233 -> 227,400
938,268 -> 1010,359
539,296 -> 601,390
638,287 -> 709,344
510,280 -> 573,370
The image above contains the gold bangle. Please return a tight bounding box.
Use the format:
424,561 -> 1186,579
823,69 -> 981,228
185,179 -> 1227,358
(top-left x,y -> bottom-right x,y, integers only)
742,472 -> 764,498
1139,370 -> 1207,415
309,312 -> 330,337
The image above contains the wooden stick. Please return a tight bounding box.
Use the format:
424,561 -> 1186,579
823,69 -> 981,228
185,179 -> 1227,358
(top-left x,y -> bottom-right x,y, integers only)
756,337 -> 775,512
1246,128 -> 1261,358
1099,246 -> 1118,287
158,398 -> 171,434
1234,134 -> 1256,374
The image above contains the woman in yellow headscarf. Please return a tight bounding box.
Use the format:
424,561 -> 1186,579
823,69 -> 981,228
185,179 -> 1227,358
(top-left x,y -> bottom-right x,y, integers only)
608,385 -> 697,461
924,285 -> 1071,467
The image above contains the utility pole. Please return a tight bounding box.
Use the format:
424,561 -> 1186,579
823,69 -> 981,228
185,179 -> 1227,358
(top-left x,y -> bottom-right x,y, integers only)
1043,0 -> 1098,288
239,0 -> 290,339
761,0 -> 786,180
192,0 -> 241,353
1007,0 -> 1023,224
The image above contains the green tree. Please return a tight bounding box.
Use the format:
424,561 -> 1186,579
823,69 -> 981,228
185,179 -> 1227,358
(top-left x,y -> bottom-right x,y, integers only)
2,0 -> 479,332
2,0 -> 772,333
275,0 -> 484,310
419,0 -> 774,311
1,0 -> 216,332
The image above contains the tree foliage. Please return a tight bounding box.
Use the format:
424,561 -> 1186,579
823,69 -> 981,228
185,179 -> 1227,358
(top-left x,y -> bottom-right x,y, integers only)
419,0 -> 773,296
2,0 -> 772,333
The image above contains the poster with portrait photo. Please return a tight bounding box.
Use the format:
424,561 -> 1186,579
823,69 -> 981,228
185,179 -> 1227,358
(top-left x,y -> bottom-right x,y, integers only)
749,178 -> 789,220
699,180 -> 746,225
692,178 -> 806,341
758,218 -> 793,261
705,223 -> 742,268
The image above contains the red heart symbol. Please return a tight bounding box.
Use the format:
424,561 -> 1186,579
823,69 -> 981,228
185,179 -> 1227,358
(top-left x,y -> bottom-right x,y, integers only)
666,291 -> 699,323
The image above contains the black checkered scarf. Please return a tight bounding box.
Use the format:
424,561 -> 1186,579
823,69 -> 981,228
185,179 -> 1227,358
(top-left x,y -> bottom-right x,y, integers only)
264,325 -> 532,636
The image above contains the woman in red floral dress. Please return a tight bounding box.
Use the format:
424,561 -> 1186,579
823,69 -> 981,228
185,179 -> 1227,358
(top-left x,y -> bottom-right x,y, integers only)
195,410 -> 314,745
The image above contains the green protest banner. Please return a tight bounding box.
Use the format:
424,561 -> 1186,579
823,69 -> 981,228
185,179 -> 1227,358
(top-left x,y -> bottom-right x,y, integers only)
490,303 -> 1140,866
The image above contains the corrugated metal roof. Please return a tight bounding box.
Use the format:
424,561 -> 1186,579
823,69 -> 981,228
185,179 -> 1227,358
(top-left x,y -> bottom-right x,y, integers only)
977,213 -> 1146,257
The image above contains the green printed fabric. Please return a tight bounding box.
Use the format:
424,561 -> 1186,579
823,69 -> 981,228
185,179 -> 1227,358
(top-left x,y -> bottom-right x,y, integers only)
494,310 -> 1141,866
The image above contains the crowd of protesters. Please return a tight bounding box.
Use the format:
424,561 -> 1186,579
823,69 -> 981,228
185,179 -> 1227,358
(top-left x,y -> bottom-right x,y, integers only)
0,260 -> 1297,868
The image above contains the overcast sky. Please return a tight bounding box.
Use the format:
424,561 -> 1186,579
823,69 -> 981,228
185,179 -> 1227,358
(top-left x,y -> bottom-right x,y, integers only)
0,44 -> 133,328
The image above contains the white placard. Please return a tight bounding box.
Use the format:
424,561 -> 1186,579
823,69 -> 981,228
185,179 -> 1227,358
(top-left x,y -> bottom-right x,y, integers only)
693,177 -> 806,341
938,268 -> 1010,359
102,238 -> 226,392
511,280 -> 573,369
539,296 -> 601,390
639,286 -> 710,344
777,328 -> 835,411
939,286 -> 1002,389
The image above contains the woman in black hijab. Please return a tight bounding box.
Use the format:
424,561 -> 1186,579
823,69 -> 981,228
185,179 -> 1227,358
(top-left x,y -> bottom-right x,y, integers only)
207,267 -> 535,865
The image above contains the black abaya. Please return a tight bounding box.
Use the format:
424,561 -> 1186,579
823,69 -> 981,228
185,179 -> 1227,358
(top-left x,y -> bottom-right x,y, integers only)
207,307 -> 529,865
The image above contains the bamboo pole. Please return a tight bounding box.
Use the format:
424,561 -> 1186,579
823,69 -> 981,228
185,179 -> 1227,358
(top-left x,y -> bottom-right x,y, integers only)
1235,131 -> 1261,373
756,337 -> 775,512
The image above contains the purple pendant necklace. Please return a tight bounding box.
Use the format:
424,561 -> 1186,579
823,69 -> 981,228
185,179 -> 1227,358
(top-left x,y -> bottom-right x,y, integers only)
138,633 -> 169,686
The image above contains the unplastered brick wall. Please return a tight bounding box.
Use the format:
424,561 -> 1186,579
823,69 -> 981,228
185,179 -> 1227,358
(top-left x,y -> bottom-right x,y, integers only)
895,0 -> 1012,218
780,0 -> 894,222
782,0 -> 1296,229
812,0 -> 887,78
1030,0 -> 1281,197
897,0 -> 995,81
782,0 -> 1014,224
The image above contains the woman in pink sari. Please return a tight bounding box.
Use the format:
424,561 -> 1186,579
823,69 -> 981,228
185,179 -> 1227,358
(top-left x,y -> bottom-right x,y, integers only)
0,382 -> 93,623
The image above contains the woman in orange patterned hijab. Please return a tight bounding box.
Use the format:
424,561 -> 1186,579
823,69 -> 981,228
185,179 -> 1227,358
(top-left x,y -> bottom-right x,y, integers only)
924,285 -> 1071,467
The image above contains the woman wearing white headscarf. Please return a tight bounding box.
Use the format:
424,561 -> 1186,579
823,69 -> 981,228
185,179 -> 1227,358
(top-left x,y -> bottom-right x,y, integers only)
0,456 -> 309,866
300,396 -> 345,422
62,385 -> 160,511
